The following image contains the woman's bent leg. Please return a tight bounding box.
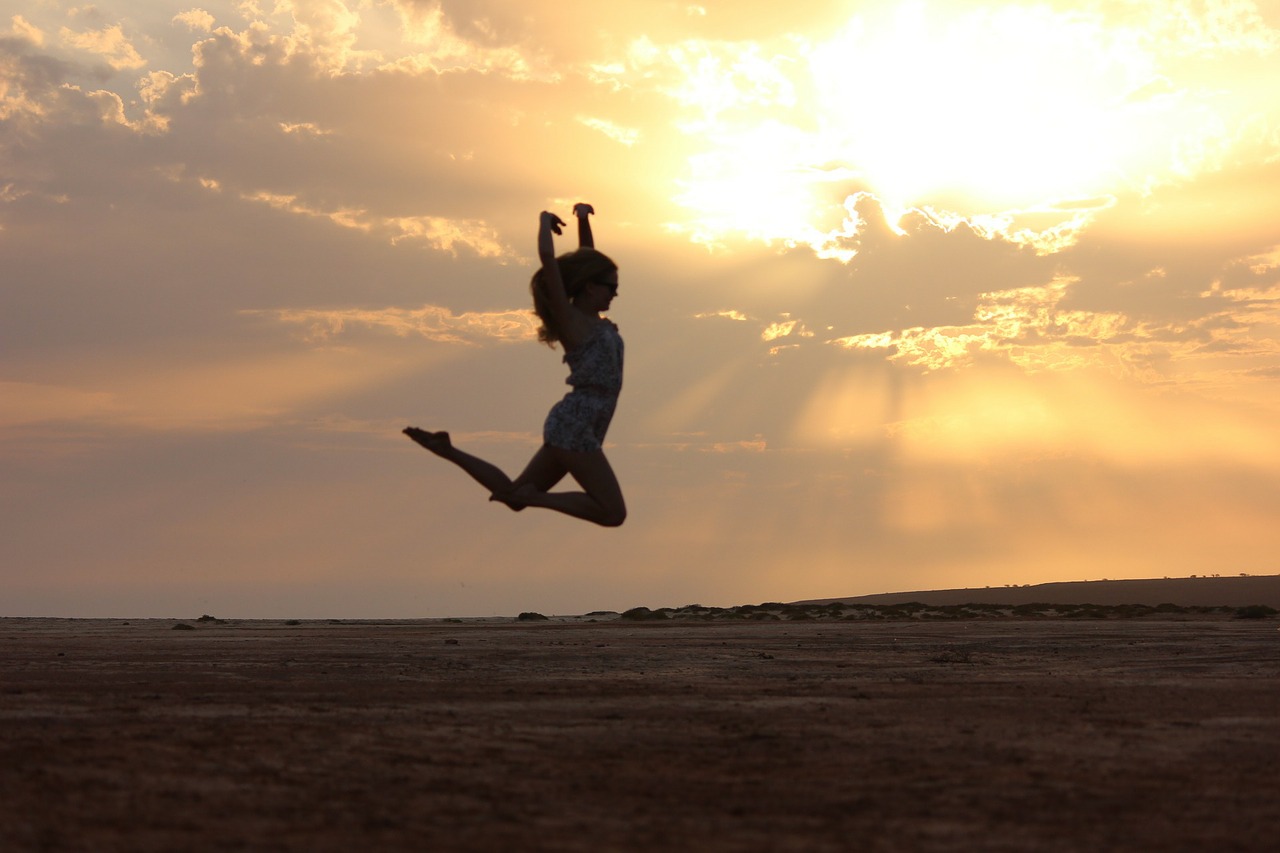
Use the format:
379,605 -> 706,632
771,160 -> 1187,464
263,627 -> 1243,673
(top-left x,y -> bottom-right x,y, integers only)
511,444 -> 570,492
510,446 -> 626,527
489,445 -> 569,512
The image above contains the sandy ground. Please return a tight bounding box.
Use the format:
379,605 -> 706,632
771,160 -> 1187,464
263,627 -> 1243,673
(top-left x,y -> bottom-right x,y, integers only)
2,615 -> 1278,852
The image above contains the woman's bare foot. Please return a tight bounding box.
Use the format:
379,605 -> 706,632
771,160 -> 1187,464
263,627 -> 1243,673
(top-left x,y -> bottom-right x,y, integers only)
403,427 -> 452,457
489,482 -> 536,512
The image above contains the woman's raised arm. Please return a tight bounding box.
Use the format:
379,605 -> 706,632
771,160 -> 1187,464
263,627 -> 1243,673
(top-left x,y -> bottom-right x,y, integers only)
573,202 -> 595,249
538,210 -> 566,265
537,210 -> 585,347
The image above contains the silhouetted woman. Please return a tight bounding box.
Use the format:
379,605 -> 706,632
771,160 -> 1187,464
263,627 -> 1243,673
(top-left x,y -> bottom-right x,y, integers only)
404,203 -> 626,526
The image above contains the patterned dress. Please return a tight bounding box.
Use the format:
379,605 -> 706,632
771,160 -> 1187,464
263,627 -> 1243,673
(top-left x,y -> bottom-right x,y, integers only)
542,320 -> 624,452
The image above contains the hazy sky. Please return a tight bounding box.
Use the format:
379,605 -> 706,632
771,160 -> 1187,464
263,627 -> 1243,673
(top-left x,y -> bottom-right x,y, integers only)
4,0 -> 1280,618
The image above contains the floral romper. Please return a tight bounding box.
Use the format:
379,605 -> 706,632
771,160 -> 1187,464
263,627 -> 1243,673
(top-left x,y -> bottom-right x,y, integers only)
543,320 -> 624,452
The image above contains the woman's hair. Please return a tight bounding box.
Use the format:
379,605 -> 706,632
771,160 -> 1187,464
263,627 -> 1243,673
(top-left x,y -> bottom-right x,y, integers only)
530,247 -> 618,347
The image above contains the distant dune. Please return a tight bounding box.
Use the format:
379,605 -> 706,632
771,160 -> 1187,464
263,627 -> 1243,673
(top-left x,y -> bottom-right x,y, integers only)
797,574 -> 1280,608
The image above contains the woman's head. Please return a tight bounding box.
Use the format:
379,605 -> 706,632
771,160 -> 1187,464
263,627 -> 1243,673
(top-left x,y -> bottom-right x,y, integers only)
531,248 -> 618,346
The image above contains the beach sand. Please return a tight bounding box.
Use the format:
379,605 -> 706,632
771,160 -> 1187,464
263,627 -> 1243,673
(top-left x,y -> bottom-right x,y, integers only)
2,614 -> 1278,851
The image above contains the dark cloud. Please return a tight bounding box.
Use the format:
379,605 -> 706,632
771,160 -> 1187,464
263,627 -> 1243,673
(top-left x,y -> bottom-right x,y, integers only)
826,194 -> 1054,333
1057,162 -> 1280,338
694,193 -> 1056,343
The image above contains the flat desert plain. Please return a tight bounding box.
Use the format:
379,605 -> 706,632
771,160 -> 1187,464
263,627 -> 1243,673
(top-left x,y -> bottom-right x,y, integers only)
2,614 -> 1279,851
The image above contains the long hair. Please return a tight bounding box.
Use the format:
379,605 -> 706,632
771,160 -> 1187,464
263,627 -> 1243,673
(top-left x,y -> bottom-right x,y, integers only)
530,247 -> 618,347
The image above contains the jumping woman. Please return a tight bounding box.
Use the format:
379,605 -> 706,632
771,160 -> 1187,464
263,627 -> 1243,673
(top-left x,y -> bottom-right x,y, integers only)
403,203 -> 626,527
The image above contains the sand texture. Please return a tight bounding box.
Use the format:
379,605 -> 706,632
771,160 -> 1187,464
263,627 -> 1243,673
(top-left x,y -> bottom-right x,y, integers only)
2,615 -> 1278,851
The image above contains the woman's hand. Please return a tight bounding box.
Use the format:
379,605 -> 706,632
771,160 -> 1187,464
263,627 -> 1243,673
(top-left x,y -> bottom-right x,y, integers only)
539,210 -> 567,262
541,210 -> 567,235
572,203 -> 595,249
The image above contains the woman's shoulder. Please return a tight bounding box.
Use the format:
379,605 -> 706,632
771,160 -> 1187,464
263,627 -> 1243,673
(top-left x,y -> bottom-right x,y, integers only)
583,317 -> 619,339
595,319 -> 622,346
560,315 -> 598,350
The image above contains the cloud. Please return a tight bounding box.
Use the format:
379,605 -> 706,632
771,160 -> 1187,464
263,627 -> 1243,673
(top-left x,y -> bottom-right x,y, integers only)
1050,166 -> 1280,365
0,35 -> 72,123
173,9 -> 216,33
576,115 -> 639,146
385,215 -> 510,257
59,24 -> 146,70
729,193 -> 1057,352
234,187 -> 514,257
401,0 -> 850,66
250,303 -> 538,345
687,176 -> 1280,386
386,0 -> 549,78
7,15 -> 44,45
694,309 -> 749,322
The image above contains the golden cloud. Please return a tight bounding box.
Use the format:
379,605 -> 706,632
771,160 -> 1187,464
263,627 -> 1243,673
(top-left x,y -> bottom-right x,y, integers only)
59,24 -> 146,71
250,304 -> 538,346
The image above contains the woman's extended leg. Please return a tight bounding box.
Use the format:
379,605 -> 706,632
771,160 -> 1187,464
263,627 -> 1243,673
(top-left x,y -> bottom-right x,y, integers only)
404,428 -> 570,506
403,427 -> 516,495
504,445 -> 626,527
405,428 -> 624,526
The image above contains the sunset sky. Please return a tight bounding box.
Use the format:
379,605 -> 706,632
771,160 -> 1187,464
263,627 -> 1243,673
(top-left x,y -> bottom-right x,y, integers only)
4,0 -> 1280,618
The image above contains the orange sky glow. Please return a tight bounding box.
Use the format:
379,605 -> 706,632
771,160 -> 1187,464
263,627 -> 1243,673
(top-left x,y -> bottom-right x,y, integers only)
3,0 -> 1280,617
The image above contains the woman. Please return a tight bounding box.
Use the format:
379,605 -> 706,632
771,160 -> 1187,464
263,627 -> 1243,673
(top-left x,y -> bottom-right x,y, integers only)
404,203 -> 626,526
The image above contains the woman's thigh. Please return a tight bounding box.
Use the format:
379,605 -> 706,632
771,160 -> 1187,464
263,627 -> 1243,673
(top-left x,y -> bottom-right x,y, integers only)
512,444 -> 569,492
555,447 -> 625,515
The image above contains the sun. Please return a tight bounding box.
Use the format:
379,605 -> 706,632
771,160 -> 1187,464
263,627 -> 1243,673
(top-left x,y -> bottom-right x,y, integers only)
813,1 -> 1244,217
665,1 -> 1234,251
807,3 -> 1149,209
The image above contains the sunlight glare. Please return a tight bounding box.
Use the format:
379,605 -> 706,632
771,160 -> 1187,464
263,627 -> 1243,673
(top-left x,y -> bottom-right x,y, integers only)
808,3 -> 1154,210
665,1 -> 1250,252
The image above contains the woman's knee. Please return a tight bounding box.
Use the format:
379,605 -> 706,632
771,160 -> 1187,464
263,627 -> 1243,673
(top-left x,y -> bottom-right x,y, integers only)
597,495 -> 626,527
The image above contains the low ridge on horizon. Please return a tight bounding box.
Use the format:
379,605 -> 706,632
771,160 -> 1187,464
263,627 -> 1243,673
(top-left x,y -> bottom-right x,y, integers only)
795,574 -> 1280,609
